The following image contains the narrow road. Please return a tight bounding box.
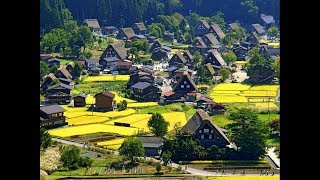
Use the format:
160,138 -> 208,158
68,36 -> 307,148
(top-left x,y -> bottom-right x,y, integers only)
52,138 -> 85,147
267,147 -> 280,169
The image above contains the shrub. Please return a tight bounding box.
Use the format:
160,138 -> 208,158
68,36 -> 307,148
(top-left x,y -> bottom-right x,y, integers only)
80,157 -> 93,167
145,158 -> 155,166
167,165 -> 173,172
181,103 -> 190,111
161,151 -> 172,165
171,104 -> 183,111
177,165 -> 182,171
155,162 -> 162,173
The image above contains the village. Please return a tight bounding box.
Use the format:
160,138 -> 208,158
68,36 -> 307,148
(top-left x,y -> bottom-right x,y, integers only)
40,11 -> 280,179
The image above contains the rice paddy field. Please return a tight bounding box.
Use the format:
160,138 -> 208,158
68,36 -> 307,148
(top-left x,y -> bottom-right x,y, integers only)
48,124 -> 139,137
207,176 -> 279,180
96,138 -> 125,150
83,75 -> 130,82
105,114 -> 152,126
127,102 -> 158,108
209,84 -> 279,109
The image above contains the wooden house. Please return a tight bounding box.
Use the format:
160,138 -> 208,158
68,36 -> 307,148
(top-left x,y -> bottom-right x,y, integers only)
138,136 -> 163,157
41,73 -> 57,90
151,47 -> 171,61
102,26 -> 118,35
58,78 -> 72,86
172,71 -> 198,97
85,59 -> 100,70
208,24 -> 226,41
55,67 -> 73,80
247,32 -> 261,46
66,62 -> 75,73
195,95 -> 226,115
47,58 -> 61,68
115,60 -> 132,74
117,27 -> 136,40
204,63 -> 216,76
202,33 -> 220,47
228,23 -> 239,32
181,109 -> 230,148
94,91 -> 116,112
177,35 -> 186,43
194,20 -> 210,36
130,82 -> 160,101
40,105 -> 66,127
84,19 -> 101,31
150,39 -> 163,52
73,94 -> 87,107
100,43 -> 128,61
259,44 -> 280,60
168,53 -> 187,68
232,43 -> 249,60
203,49 -> 227,69
260,14 -> 275,29
46,83 -> 73,104
132,22 -> 147,35
251,24 -> 266,36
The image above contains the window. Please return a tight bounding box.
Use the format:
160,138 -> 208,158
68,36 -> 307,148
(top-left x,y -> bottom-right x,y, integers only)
184,81 -> 187,84
201,135 -> 204,139
211,130 -> 213,133
181,85 -> 184,88
217,136 -> 220,140
199,130 -> 202,133
187,85 -> 190,88
204,129 -> 209,133
209,135 -> 212,139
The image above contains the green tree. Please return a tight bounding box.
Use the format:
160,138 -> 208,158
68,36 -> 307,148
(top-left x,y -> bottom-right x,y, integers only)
119,137 -> 144,164
191,51 -> 203,69
148,23 -> 165,38
40,128 -> 51,149
228,108 -> 268,159
247,48 -> 275,81
72,62 -> 84,78
60,145 -> 82,170
268,27 -> 279,38
179,18 -> 188,33
161,151 -> 172,166
197,65 -> 212,84
210,11 -> 226,29
184,32 -> 193,44
75,26 -> 93,52
222,52 -> 237,65
148,113 -> 169,137
40,61 -> 50,79
155,162 -> 162,173
41,28 -> 69,53
130,40 -> 149,53
50,64 -> 59,74
118,100 -> 128,111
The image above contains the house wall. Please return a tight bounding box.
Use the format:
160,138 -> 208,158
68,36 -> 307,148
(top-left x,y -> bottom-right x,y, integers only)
204,54 -> 220,66
95,95 -> 114,111
195,123 -> 229,148
195,24 -> 209,36
144,147 -> 162,157
74,97 -> 86,107
174,77 -> 196,95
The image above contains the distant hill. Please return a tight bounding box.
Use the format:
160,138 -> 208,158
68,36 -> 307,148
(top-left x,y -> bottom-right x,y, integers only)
41,0 -> 279,31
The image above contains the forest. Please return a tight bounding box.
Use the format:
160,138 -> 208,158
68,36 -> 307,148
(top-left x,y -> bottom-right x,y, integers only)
40,0 -> 279,32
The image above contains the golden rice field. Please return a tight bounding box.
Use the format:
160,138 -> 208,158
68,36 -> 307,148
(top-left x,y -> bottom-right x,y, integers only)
83,75 -> 130,82
210,83 -> 279,104
107,144 -> 122,150
105,114 -> 152,125
162,112 -> 187,131
197,85 -> 210,89
49,124 -> 138,137
127,102 -> 158,108
207,176 -> 279,180
64,109 -> 136,119
211,95 -> 248,103
255,103 -> 278,109
97,138 -> 125,146
86,92 -> 137,104
67,115 -> 110,126
213,83 -> 251,91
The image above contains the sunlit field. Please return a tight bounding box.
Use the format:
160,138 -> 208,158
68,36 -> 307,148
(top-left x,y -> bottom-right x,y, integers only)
83,75 -> 130,82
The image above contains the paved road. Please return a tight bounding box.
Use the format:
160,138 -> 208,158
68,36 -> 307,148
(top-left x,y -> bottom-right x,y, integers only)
267,147 -> 280,169
52,138 -> 99,158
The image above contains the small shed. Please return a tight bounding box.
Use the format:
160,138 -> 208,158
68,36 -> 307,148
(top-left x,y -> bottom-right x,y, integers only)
73,94 -> 87,107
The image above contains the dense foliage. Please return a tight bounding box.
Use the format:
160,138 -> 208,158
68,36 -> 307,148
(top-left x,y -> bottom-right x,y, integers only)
60,145 -> 93,170
40,128 -> 52,149
148,113 -> 169,137
41,0 -> 279,32
228,108 -> 268,159
119,137 -> 144,163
